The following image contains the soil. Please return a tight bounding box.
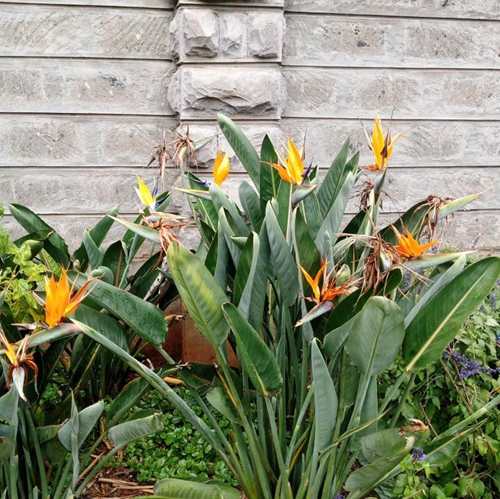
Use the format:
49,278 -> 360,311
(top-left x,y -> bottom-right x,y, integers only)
83,467 -> 153,499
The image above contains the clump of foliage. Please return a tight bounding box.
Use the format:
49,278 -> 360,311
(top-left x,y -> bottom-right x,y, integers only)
0,190 -> 177,497
392,289 -> 499,498
119,388 -> 236,486
84,114 -> 500,499
0,207 -> 46,323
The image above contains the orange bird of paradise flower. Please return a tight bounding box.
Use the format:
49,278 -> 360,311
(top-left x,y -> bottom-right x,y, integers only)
212,151 -> 231,186
0,330 -> 38,401
44,269 -> 91,328
393,228 -> 437,260
272,139 -> 305,185
300,261 -> 355,306
366,116 -> 401,172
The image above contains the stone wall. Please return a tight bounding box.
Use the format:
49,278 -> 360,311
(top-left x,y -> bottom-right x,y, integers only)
1,0 -> 499,251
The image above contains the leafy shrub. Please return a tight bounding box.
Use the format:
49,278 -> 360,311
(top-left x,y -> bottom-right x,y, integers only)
391,289 -> 499,498
87,114 -> 500,499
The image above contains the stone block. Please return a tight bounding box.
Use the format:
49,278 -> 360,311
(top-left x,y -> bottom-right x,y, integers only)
171,8 -> 283,61
169,66 -> 285,119
183,8 -> 219,57
248,12 -> 283,59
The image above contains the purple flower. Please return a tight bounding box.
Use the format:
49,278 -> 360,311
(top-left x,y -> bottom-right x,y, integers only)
335,495 -> 346,499
443,350 -> 498,379
411,447 -> 427,462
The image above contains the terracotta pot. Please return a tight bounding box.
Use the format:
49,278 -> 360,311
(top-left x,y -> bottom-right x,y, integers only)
164,298 -> 239,368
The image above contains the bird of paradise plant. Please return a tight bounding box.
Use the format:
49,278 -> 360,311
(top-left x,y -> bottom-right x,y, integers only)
0,330 -> 37,401
44,269 -> 91,328
135,176 -> 157,211
393,227 -> 437,260
212,151 -> 231,186
366,116 -> 401,172
272,138 -> 305,185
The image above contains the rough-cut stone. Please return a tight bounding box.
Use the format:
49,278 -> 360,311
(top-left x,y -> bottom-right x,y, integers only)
0,59 -> 175,115
280,119 -> 500,168
284,0 -> 500,20
284,15 -> 500,68
179,123 -> 284,169
284,68 -> 500,119
220,13 -> 246,57
171,9 -> 284,61
0,5 -> 172,59
169,67 -> 285,119
0,116 -> 177,167
248,12 -> 283,59
182,8 -> 219,58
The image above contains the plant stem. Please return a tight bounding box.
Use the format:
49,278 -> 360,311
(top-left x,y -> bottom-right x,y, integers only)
23,407 -> 48,499
390,372 -> 417,427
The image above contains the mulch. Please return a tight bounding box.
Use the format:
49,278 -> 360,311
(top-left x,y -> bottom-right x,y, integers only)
83,467 -> 153,499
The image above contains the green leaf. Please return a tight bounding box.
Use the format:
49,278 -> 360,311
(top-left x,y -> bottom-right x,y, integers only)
316,141 -> 353,217
72,273 -> 167,346
311,339 -> 337,466
345,437 -> 414,499
239,181 -> 262,231
107,377 -> 149,426
404,255 -> 466,327
259,134 -> 280,211
9,203 -> 70,266
109,217 -> 160,243
265,204 -> 299,306
315,171 -> 356,254
218,113 -> 260,188
73,208 -> 117,270
403,252 -> 472,271
206,386 -> 237,422
403,257 -> 500,371
154,478 -> 241,499
222,303 -> 282,396
345,297 -> 405,376
167,242 -> 229,347
74,305 -> 128,353
58,400 -> 104,451
82,230 -> 104,269
108,413 -> 163,449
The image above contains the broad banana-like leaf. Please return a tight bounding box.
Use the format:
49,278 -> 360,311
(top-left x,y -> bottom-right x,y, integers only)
218,113 -> 260,188
26,323 -> 80,349
403,252 -> 472,271
345,297 -> 405,376
58,400 -> 104,451
316,141 -> 352,217
82,230 -> 104,269
403,257 -> 500,371
74,208 -> 118,270
361,429 -> 412,463
74,305 -> 128,352
72,273 -> 167,345
9,203 -> 70,266
259,134 -> 280,211
107,377 -> 149,426
265,204 -> 299,306
210,185 -> 249,237
311,339 -> 337,471
222,303 -> 282,396
167,242 -> 229,347
206,386 -> 237,422
292,207 -> 320,275
404,255 -> 466,327
315,171 -> 356,254
153,478 -> 241,499
438,193 -> 479,219
108,413 -> 163,449
109,216 -> 160,243
239,181 -> 262,231
345,436 -> 414,499
218,208 -> 241,267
